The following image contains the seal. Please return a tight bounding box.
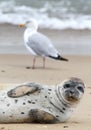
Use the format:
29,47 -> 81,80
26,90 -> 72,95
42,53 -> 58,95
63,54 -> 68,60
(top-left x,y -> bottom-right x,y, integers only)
0,77 -> 85,123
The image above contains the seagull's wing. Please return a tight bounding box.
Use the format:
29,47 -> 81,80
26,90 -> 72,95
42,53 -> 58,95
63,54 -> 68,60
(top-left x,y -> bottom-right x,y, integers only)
26,32 -> 59,58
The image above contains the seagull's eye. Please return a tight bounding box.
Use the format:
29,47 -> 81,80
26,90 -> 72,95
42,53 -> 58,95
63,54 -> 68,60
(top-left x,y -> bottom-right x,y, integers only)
77,86 -> 84,93
64,84 -> 70,88
26,21 -> 31,25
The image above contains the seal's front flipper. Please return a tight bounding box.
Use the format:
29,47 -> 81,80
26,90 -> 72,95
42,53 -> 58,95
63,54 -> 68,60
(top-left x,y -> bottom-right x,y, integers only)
29,109 -> 58,123
7,82 -> 41,98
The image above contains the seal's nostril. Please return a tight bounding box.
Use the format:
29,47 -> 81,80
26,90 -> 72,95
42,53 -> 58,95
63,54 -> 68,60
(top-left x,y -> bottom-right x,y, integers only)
70,90 -> 74,94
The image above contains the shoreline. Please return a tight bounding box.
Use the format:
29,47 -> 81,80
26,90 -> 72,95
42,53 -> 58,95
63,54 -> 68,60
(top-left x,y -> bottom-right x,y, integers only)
0,23 -> 91,55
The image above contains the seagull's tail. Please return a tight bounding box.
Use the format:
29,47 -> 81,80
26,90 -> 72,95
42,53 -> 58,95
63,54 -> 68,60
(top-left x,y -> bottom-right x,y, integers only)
49,55 -> 68,61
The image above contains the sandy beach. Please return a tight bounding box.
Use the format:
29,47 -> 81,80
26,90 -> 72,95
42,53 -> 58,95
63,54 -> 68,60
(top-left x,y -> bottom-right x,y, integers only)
1,0 -> 91,128
0,23 -> 91,130
0,54 -> 91,130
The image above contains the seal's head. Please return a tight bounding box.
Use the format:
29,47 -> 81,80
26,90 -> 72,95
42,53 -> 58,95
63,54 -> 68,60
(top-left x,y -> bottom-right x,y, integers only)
58,77 -> 85,105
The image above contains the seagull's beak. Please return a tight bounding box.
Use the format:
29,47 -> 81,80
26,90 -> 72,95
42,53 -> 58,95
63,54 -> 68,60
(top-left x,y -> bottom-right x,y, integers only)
19,24 -> 25,27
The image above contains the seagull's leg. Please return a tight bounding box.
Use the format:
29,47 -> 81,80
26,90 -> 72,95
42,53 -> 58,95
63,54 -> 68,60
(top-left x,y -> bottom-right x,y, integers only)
43,57 -> 46,69
32,56 -> 36,69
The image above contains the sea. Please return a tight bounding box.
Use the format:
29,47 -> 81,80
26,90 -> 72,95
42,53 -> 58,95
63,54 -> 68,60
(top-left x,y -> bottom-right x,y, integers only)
0,0 -> 91,30
0,0 -> 91,55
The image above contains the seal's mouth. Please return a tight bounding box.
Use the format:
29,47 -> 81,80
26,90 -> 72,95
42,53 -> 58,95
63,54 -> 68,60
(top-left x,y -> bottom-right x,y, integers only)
65,96 -> 79,103
63,90 -> 80,104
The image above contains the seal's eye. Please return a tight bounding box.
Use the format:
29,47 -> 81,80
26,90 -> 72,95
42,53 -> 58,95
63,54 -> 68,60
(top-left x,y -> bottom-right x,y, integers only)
77,86 -> 84,93
64,84 -> 70,88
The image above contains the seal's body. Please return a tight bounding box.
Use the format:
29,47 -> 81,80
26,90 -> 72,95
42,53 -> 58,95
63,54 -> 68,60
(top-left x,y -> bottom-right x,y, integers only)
0,77 -> 85,123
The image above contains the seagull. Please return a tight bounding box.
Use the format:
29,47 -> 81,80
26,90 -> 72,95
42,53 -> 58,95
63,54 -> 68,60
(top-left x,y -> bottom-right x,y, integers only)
19,19 -> 68,69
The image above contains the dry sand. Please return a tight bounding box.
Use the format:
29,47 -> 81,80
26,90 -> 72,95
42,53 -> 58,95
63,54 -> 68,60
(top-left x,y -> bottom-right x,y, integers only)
0,54 -> 91,130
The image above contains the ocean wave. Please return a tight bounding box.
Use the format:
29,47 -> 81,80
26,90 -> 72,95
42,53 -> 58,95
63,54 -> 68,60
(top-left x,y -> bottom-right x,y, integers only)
0,1 -> 91,30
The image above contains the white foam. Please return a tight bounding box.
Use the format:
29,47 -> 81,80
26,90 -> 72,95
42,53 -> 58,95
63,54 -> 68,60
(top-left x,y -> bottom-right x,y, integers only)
0,1 -> 91,30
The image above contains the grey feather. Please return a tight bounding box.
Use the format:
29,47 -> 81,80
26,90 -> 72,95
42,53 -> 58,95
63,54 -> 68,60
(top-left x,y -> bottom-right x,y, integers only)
26,32 -> 59,57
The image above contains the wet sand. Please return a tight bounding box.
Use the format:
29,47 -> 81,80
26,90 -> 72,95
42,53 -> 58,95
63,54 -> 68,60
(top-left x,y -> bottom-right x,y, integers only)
0,54 -> 90,130
0,24 -> 91,55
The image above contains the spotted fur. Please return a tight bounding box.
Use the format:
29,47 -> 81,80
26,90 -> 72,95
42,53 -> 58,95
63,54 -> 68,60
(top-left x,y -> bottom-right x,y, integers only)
0,78 -> 85,123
